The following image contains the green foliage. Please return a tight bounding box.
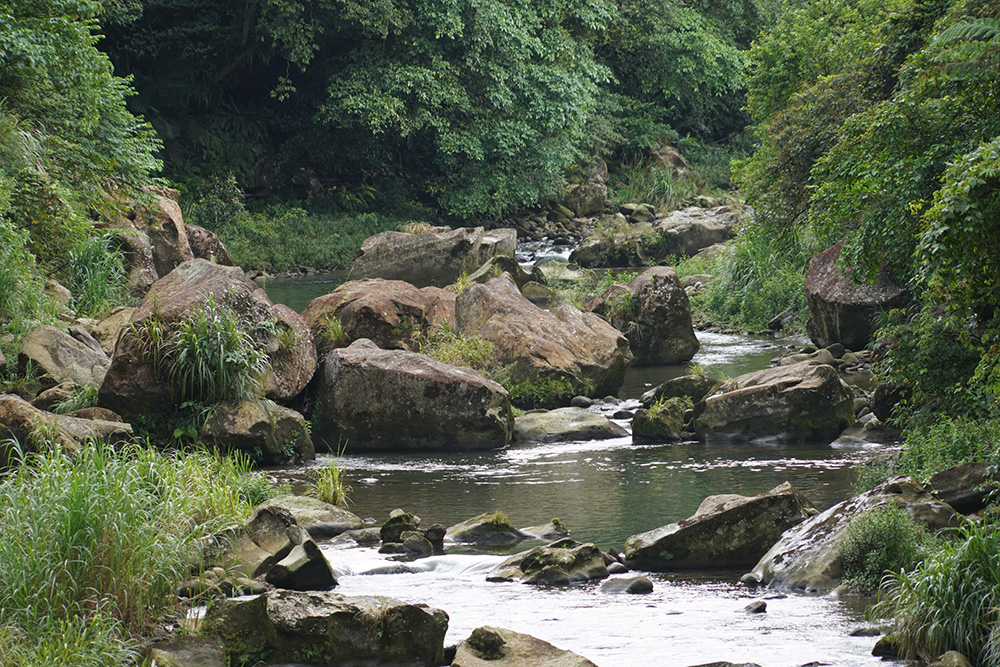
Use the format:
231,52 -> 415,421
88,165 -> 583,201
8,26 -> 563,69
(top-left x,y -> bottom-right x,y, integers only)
873,518 -> 1000,664
0,218 -> 58,360
67,231 -> 132,318
897,417 -> 1000,482
416,324 -> 502,376
50,383 -> 100,415
483,510 -> 513,530
507,375 -> 579,410
840,504 -> 935,592
698,220 -> 810,331
0,441 -> 279,665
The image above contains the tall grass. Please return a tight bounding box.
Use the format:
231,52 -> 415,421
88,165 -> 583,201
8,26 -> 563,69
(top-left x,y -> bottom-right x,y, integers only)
68,232 -> 131,318
309,450 -> 352,508
0,217 -> 58,361
158,295 -> 270,403
874,519 -> 1000,664
0,441 -> 282,666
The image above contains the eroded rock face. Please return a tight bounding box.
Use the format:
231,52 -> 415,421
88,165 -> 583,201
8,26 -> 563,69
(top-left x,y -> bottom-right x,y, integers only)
132,192 -> 195,278
588,267 -> 698,366
301,279 -> 455,351
693,360 -> 855,440
452,626 -> 599,666
99,259 -> 316,417
487,538 -> 609,585
111,229 -> 159,296
743,476 -> 962,593
19,325 -> 110,389
457,274 -> 632,398
513,407 -> 628,443
805,242 -> 909,350
624,482 -> 815,571
314,339 -> 513,451
348,226 -> 516,287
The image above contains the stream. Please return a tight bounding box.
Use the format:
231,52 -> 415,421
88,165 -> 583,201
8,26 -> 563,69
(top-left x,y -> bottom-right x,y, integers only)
264,259 -> 895,667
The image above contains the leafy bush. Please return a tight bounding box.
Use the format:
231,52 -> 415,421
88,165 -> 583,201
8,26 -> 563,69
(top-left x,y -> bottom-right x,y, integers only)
0,441 -> 281,666
874,519 -> 1000,664
840,504 -> 934,592
899,417 -> 1000,481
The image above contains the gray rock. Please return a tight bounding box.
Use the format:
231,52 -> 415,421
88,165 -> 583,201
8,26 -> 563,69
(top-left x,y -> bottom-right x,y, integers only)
88,307 -> 135,356
601,576 -> 653,594
744,600 -> 767,614
452,626 -> 599,666
487,538 -> 609,585
145,636 -> 226,667
19,324 -> 110,388
201,400 -> 314,465
348,226 -> 516,287
186,224 -> 234,266
264,539 -> 337,591
693,360 -> 855,440
401,530 -> 434,556
199,594 -> 276,657
520,519 -> 571,541
625,482 -> 815,571
514,407 -> 628,443
641,374 -> 718,407
743,476 -> 962,593
927,462 -> 1000,515
632,397 -> 688,443
43,279 -> 72,305
256,495 -> 363,539
381,509 -> 421,544
266,589 -> 448,666
447,513 -> 530,547
314,339 -> 512,451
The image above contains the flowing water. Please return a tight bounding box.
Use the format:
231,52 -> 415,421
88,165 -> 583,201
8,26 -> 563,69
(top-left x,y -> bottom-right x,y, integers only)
266,267 -> 896,667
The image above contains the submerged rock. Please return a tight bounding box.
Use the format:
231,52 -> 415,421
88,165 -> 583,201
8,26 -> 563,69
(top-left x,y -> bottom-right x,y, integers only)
600,576 -> 654,594
624,482 -> 815,571
743,476 -> 961,593
513,407 -> 628,443
452,626 -> 599,666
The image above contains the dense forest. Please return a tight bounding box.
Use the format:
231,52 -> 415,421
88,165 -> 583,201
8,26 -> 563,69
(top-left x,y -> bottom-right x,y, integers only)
2,0 -> 1000,664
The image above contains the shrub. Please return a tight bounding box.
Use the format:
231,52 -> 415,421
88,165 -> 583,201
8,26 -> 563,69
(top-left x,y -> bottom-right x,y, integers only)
840,504 -> 934,593
0,441 -> 282,665
874,519 -> 1000,664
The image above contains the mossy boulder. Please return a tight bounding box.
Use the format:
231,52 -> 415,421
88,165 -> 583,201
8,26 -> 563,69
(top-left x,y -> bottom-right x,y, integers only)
447,513 -> 530,547
487,538 -> 609,585
452,626 -> 599,666
631,397 -> 688,443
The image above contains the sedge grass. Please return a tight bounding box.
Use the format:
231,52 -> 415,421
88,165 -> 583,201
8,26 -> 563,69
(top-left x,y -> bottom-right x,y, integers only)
0,441 -> 283,666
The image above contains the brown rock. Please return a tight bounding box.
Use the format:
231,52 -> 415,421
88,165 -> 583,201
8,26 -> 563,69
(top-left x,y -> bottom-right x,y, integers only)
301,279 -> 455,351
457,274 -> 632,399
186,224 -> 234,265
18,325 -> 110,389
453,626 -> 598,666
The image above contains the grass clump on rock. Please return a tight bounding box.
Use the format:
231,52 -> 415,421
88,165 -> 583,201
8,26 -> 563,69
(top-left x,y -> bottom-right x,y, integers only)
0,440 -> 282,666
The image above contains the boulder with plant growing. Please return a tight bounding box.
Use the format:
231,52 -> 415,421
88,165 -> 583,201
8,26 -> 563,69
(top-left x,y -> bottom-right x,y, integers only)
99,259 -> 316,423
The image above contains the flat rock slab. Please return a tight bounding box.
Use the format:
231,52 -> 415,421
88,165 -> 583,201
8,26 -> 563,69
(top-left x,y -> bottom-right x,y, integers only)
453,626 -> 598,666
258,495 -> 364,538
514,407 -> 627,443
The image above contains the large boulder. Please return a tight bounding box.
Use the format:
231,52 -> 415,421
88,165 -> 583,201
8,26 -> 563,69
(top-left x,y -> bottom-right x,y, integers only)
18,325 -> 110,389
927,462 -> 1000,515
466,255 -> 546,291
648,206 -> 739,258
452,626 -> 599,667
457,274 -> 632,399
743,476 -> 962,593
640,374 -> 718,407
88,307 -> 135,356
487,538 -> 609,585
805,242 -> 909,349
99,259 -> 317,417
110,229 -> 159,296
313,339 -> 513,451
0,394 -> 133,466
624,482 -> 815,571
693,360 -> 855,440
348,226 -> 516,287
587,267 -> 699,365
513,407 -> 628,443
201,400 -> 314,464
145,636 -> 226,667
301,279 -> 455,351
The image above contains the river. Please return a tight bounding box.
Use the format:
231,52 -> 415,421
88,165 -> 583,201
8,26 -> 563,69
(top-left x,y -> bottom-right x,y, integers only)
265,273 -> 894,667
